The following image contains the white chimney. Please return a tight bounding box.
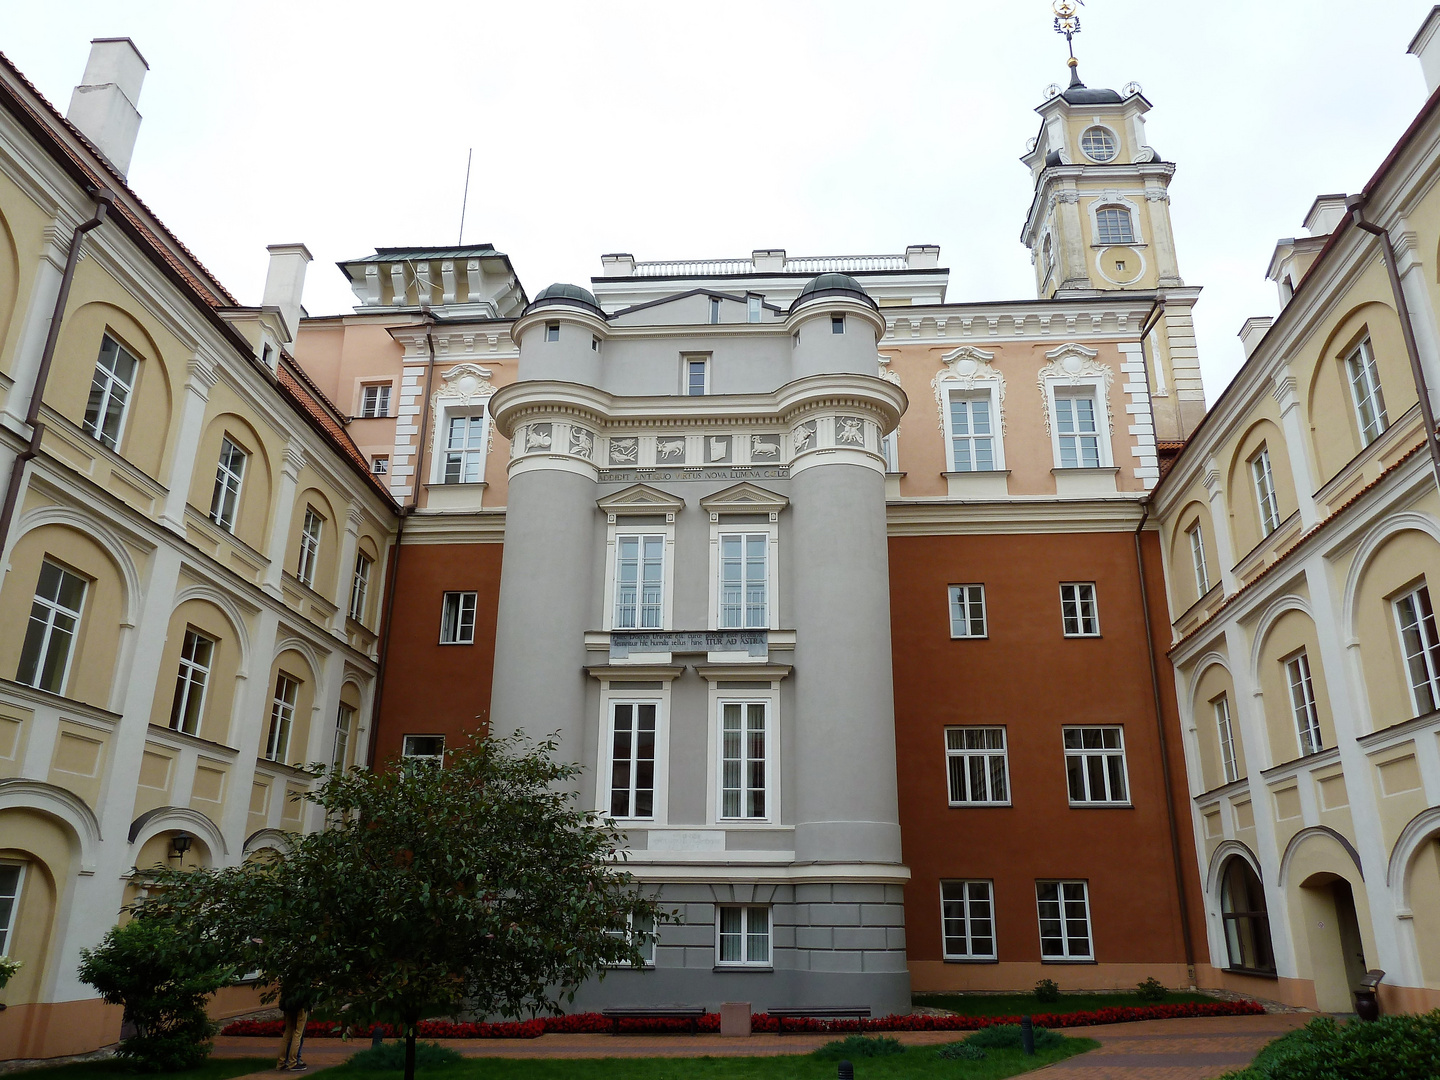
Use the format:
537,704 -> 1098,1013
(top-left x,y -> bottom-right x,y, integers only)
1239,316 -> 1274,358
262,243 -> 313,347
1409,6 -> 1440,95
905,244 -> 942,269
1303,195 -> 1349,237
66,38 -> 148,179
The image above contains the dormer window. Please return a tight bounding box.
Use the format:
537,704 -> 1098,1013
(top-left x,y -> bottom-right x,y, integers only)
709,297 -> 721,324
747,295 -> 762,323
1080,126 -> 1118,162
1095,207 -> 1136,246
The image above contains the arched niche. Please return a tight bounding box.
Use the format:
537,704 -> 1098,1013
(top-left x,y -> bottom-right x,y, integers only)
1226,418 -> 1296,558
1191,659 -> 1242,790
189,413 -> 274,549
1251,601 -> 1334,765
1168,497 -> 1218,612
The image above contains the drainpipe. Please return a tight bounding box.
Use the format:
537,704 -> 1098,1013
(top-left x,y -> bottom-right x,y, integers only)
366,306 -> 438,767
1133,505 -> 1198,978
0,187 -> 115,564
1345,194 -> 1440,488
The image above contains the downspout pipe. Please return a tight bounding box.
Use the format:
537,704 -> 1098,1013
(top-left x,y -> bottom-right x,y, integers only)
366,306 -> 438,767
0,187 -> 114,564
1346,194 -> 1440,487
1134,503 -> 1198,977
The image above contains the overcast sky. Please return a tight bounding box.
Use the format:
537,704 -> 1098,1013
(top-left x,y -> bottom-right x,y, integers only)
3,1 -> 1434,400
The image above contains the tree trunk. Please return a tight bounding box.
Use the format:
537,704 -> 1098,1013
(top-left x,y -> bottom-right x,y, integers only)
404,1023 -> 417,1080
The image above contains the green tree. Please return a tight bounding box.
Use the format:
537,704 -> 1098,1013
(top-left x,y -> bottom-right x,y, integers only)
76,916 -> 232,1071
141,733 -> 662,1080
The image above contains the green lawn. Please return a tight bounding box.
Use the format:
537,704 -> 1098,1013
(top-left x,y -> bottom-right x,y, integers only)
11,1059 -> 273,1080
914,991 -> 1215,1016
322,1037 -> 1098,1080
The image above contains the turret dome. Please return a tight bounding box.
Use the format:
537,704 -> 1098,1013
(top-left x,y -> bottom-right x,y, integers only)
527,282 -> 604,316
790,272 -> 877,312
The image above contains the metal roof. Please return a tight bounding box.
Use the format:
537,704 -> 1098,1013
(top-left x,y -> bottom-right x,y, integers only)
348,245 -> 503,263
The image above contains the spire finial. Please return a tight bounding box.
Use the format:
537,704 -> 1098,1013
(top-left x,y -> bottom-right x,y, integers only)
1053,0 -> 1085,86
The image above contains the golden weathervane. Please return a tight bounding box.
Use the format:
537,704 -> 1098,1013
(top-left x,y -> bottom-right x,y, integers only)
1053,0 -> 1084,69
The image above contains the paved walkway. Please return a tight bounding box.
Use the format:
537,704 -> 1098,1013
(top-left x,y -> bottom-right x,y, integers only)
213,1012 -> 1310,1077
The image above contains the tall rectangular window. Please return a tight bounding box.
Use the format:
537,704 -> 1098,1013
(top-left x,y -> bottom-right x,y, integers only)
1251,446 -> 1281,536
1060,582 -> 1100,637
265,674 -> 299,762
1095,207 -> 1136,245
17,560 -> 87,695
948,584 -> 987,639
297,508 -> 323,587
209,437 -> 247,532
1345,339 -> 1388,447
1396,583 -> 1440,716
614,535 -> 664,629
439,591 -> 478,644
360,383 -> 392,418
686,358 -> 708,396
332,703 -> 355,772
1055,393 -> 1101,468
1188,523 -> 1210,596
608,702 -> 657,819
0,863 -> 23,956
169,629 -> 215,736
940,880 -> 996,960
443,415 -> 486,484
1036,880 -> 1092,959
831,314 -> 845,334
747,295 -> 762,323
83,334 -> 139,450
880,430 -> 899,472
720,701 -> 768,819
1064,726 -> 1129,804
402,734 -> 445,766
710,296 -> 722,324
349,551 -> 373,622
1286,651 -> 1323,756
719,534 -> 767,629
947,392 -> 994,472
545,323 -> 560,342
945,727 -> 1009,805
716,905 -> 770,966
1215,695 -> 1239,784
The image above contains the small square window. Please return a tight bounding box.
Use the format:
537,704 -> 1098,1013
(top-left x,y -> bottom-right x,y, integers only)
945,727 -> 1009,805
1059,582 -> 1100,637
360,383 -> 392,418
716,905 -> 771,966
1115,260 -> 1126,272
1064,726 -> 1129,805
948,584 -> 987,638
545,323 -> 560,342
440,591 -> 478,644
831,315 -> 845,334
371,456 -> 389,475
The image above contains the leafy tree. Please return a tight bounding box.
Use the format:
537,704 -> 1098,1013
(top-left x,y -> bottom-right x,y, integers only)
141,733 -> 662,1080
76,917 -> 232,1071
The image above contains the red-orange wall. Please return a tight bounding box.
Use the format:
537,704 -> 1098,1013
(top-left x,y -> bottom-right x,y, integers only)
371,541 -> 502,766
889,530 -> 1205,974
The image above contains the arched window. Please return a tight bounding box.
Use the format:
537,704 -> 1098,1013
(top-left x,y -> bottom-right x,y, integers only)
1095,207 -> 1136,246
1220,857 -> 1275,973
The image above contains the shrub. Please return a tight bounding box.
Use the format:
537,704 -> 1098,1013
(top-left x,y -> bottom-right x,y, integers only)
0,956 -> 21,990
936,1041 -> 986,1060
1033,978 -> 1062,1003
348,1040 -> 464,1071
1136,977 -> 1168,1002
967,1024 -> 1065,1051
1222,1012 -> 1440,1080
812,1035 -> 905,1060
77,918 -> 230,1072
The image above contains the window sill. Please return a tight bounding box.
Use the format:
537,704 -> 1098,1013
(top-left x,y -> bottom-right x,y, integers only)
1067,802 -> 1134,810
942,957 -> 999,964
1224,966 -> 1278,980
1040,958 -> 1097,965
949,633 -> 989,641
437,640 -> 477,647
1061,633 -> 1103,640
713,965 -> 773,973
948,802 -> 1013,809
1051,467 -> 1118,497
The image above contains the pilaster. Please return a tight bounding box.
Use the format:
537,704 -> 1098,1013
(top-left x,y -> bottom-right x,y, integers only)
1,215 -> 77,427
159,353 -> 219,532
331,504 -> 364,635
1272,372 -> 1319,529
1203,459 -> 1239,595
262,445 -> 306,597
1393,221 -> 1440,419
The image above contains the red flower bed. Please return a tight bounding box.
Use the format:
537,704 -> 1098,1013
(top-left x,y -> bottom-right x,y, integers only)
220,999 -> 1265,1040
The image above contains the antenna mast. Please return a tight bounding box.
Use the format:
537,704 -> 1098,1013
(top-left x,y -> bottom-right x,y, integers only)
457,147 -> 473,245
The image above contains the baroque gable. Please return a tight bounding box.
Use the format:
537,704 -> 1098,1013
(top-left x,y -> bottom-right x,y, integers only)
1037,342 -> 1115,436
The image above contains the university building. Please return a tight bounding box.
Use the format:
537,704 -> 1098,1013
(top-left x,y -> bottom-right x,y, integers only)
3,9 -> 1440,1059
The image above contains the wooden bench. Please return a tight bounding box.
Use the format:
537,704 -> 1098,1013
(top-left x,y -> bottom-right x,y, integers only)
600,1005 -> 706,1035
767,1005 -> 871,1034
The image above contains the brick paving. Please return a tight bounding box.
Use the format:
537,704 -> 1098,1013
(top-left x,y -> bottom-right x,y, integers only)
212,1012 -> 1311,1077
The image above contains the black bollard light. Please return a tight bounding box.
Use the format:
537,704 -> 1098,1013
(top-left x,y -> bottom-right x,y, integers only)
371,1024 -> 382,1049
1021,1015 -> 1035,1056
837,1060 -> 854,1080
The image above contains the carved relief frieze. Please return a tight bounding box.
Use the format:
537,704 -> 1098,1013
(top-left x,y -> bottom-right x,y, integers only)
656,436 -> 687,463
706,435 -> 733,464
835,416 -> 866,447
750,434 -> 781,461
569,426 -> 594,460
932,345 -> 1006,433
792,420 -> 817,453
877,355 -> 902,387
608,437 -> 638,465
1036,342 -> 1115,437
525,423 -> 553,452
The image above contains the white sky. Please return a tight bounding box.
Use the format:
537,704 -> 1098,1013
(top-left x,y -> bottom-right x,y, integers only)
3,1 -> 1435,401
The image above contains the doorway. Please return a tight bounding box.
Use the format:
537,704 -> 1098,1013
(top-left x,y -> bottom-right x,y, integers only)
1299,873 -> 1367,1013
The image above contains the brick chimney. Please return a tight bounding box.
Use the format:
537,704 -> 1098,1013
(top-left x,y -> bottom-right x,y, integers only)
66,38 -> 148,179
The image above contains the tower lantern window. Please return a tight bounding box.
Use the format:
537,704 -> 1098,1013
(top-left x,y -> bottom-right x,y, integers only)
1081,126 -> 1118,162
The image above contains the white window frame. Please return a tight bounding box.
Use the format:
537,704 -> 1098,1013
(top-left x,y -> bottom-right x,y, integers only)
1094,206 -> 1137,246
1079,125 -> 1119,163
684,355 -> 709,396
716,532 -> 769,630
359,382 -> 392,418
1060,582 -> 1100,637
17,560 -> 87,696
434,410 -> 490,486
945,726 -> 1010,806
1187,521 -> 1210,596
1048,386 -> 1106,470
879,429 -> 899,472
604,699 -> 661,821
83,333 -> 139,451
371,455 -> 389,476
1394,582 -> 1440,717
1063,725 -> 1130,805
709,296 -> 722,324
948,584 -> 987,639
439,591 -> 478,644
332,702 -> 355,772
1250,446 -> 1281,536
1215,695 -> 1239,784
706,521 -> 778,631
1036,880 -> 1093,960
296,507 -> 324,588
747,295 -> 763,323
265,673 -> 299,763
604,520 -> 676,632
715,904 -> 771,967
945,387 -> 1003,472
605,911 -> 657,967
0,862 -> 25,957
209,436 -> 247,533
401,734 -> 445,766
169,628 -> 215,736
1285,650 -> 1323,757
940,879 -> 997,960
717,698 -> 772,822
1345,338 -> 1389,448
349,551 -> 373,623
545,322 -> 560,342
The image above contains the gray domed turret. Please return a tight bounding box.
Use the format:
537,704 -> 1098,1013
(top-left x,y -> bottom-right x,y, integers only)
514,283 -> 607,382
789,272 -> 877,313
526,282 -> 604,317
787,273 -> 885,379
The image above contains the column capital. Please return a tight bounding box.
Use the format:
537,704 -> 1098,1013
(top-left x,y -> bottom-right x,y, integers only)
1270,372 -> 1300,412
186,353 -> 220,394
282,445 -> 307,479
